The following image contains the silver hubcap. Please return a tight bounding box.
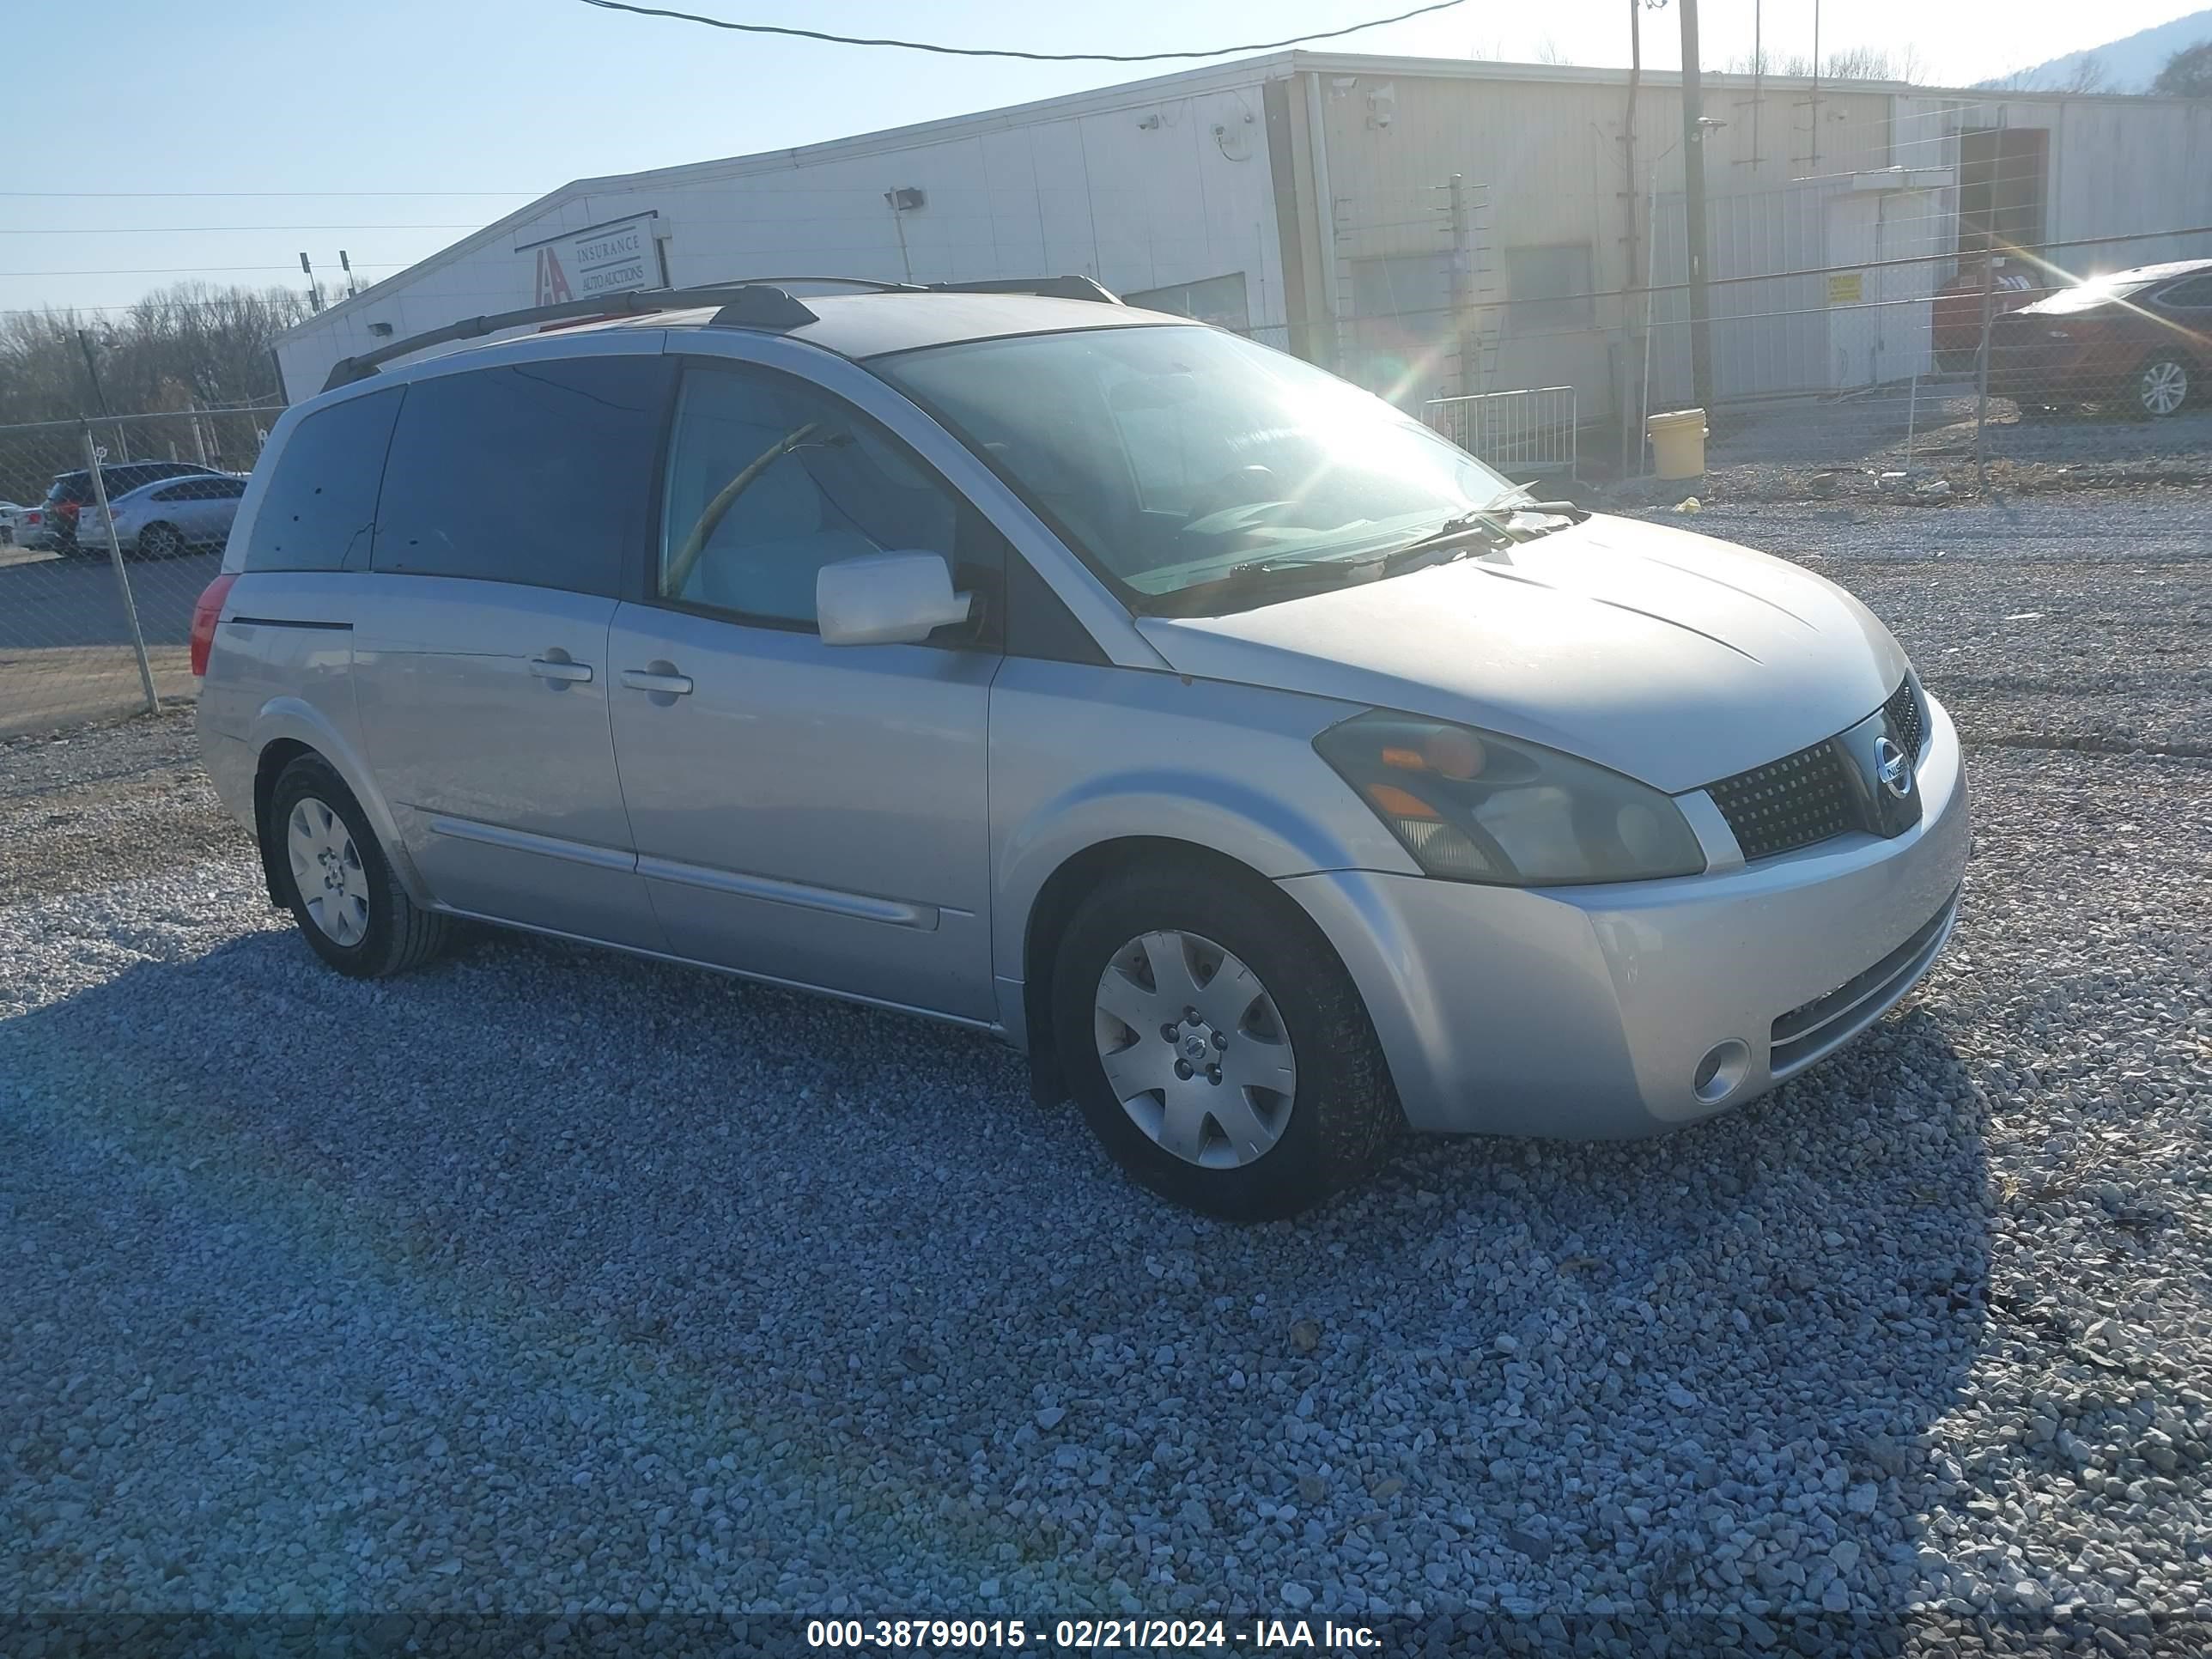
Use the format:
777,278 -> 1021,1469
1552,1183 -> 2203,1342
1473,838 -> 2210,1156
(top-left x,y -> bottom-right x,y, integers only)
286,797 -> 370,947
1093,930 -> 1297,1170
2142,361 -> 2187,416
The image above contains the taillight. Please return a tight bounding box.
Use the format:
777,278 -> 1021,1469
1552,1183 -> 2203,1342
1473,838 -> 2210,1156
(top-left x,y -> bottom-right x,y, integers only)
189,572 -> 239,677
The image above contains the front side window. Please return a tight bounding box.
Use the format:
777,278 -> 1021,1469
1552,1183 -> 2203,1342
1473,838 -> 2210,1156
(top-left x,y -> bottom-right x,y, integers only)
372,355 -> 665,595
658,365 -> 969,629
874,325 -> 1512,611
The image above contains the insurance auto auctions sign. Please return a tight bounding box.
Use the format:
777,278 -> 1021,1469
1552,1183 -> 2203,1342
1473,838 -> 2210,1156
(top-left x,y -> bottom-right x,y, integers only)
522,214 -> 662,306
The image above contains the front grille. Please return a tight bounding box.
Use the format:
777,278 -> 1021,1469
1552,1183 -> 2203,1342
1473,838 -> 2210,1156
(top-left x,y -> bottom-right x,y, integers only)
1886,678 -> 1924,762
1704,739 -> 1860,861
1705,678 -> 1927,863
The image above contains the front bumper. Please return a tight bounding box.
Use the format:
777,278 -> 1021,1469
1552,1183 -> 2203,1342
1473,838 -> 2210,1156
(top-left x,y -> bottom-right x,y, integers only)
1281,692 -> 1970,1137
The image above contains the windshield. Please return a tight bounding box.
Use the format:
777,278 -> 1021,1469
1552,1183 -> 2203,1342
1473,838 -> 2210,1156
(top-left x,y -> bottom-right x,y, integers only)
874,325 -> 1516,608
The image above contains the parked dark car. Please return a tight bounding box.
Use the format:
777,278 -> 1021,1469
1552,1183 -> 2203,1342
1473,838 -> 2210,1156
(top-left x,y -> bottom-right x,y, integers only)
1987,258 -> 2212,419
39,461 -> 211,552
1929,259 -> 2044,372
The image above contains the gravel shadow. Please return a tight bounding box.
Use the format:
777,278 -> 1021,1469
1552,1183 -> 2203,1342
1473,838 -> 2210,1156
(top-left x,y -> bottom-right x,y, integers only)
2,894 -> 1997,1634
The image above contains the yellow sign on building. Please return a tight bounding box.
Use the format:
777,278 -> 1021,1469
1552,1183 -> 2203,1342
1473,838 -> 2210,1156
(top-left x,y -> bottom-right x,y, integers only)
1828,272 -> 1865,306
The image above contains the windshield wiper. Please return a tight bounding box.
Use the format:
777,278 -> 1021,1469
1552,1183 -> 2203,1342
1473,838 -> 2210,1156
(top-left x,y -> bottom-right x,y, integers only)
1386,494 -> 1584,565
1138,554 -> 1382,617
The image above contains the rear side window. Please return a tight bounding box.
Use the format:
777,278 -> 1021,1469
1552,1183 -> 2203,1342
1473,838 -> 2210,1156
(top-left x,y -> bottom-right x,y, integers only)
244,388 -> 402,572
372,356 -> 665,596
2159,274 -> 2212,308
168,477 -> 246,501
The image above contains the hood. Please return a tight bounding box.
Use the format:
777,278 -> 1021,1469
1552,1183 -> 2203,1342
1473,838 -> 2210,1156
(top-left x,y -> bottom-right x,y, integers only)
1136,513 -> 1908,794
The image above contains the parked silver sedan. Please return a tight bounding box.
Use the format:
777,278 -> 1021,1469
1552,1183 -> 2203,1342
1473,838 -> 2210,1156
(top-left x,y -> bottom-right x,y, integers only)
193,283 -> 1968,1218
85,471 -> 247,556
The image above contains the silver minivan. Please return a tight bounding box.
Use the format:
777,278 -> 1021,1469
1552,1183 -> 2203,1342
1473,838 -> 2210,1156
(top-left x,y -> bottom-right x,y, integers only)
195,282 -> 1968,1218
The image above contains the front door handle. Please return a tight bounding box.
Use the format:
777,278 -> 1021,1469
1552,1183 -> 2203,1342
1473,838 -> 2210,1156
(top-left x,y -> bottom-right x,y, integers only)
620,668 -> 694,696
529,657 -> 593,683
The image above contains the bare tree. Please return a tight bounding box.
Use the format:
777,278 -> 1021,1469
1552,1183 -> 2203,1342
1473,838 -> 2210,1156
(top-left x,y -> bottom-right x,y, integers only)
1533,33 -> 1571,65
0,283 -> 306,430
2153,40 -> 2212,98
2061,54 -> 2109,94
1725,44 -> 1923,82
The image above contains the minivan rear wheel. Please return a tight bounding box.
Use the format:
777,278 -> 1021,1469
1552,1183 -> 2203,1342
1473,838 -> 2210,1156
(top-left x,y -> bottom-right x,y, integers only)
1050,866 -> 1397,1220
268,754 -> 453,979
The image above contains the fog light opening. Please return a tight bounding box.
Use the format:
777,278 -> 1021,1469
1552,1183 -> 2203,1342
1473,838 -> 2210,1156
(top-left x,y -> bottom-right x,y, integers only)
1692,1040 -> 1752,1105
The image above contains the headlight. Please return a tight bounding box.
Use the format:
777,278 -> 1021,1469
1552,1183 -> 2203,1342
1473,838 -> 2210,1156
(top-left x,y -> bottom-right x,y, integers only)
1315,711 -> 1706,885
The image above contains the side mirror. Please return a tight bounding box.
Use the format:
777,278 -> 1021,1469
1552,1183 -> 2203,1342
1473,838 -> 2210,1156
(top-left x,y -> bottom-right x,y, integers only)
817,550 -> 974,647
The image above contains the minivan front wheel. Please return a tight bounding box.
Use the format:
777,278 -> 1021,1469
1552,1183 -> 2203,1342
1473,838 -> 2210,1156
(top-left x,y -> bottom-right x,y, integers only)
268,754 -> 453,978
1051,866 -> 1397,1220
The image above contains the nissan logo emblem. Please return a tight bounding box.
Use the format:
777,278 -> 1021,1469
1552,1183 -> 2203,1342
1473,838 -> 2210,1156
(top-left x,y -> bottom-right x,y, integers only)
1875,736 -> 1914,799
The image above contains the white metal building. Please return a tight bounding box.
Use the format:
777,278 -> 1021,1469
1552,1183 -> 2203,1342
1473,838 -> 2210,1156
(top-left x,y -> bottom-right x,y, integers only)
275,51 -> 2212,426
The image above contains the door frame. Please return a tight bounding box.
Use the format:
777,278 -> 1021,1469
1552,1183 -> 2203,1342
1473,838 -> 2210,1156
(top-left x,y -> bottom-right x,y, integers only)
641,330 -> 1165,669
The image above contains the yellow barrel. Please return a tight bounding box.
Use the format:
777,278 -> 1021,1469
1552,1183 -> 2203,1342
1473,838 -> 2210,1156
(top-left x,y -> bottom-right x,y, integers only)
1647,408 -> 1709,480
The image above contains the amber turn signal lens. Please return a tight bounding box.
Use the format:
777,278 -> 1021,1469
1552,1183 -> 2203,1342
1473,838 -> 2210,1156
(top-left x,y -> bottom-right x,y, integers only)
1364,782 -> 1441,821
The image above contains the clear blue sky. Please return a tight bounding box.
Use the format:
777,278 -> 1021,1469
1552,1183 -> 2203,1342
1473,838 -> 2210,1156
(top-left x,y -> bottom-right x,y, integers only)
4,0 -> 2198,320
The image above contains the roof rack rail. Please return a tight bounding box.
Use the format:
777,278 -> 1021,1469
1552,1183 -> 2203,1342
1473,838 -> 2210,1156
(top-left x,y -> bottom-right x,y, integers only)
926,276 -> 1122,304
319,283 -> 820,392
318,274 -> 1121,394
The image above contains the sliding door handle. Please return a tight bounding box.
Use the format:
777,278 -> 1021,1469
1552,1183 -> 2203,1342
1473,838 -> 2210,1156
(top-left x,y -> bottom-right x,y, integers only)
528,657 -> 593,683
620,668 -> 694,696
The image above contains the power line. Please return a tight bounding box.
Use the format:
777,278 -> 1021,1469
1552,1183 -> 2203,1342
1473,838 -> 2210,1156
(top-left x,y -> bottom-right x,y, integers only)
0,224 -> 483,235
1,264 -> 406,277
573,0 -> 1471,61
0,190 -> 541,199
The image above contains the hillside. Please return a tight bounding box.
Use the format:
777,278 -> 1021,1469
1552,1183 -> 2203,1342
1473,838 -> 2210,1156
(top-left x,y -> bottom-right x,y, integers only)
1978,8 -> 2212,91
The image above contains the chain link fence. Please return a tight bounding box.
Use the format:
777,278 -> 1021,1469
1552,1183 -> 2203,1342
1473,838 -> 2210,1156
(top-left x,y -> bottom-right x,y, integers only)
1303,86 -> 2211,496
0,405 -> 276,739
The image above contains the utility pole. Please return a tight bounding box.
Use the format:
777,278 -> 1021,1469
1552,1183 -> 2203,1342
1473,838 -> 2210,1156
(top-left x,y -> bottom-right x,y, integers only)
76,329 -> 112,417
338,249 -> 360,299
1621,0 -> 1644,476
76,328 -> 128,461
300,252 -> 323,313
1678,0 -> 1715,410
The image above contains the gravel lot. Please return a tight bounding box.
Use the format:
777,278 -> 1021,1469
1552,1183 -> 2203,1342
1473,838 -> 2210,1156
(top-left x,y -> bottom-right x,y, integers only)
1679,393 -> 2212,502
3,488 -> 2209,1654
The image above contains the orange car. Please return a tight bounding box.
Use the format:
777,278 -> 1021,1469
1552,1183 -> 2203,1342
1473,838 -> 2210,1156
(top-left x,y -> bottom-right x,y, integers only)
1987,258 -> 2212,418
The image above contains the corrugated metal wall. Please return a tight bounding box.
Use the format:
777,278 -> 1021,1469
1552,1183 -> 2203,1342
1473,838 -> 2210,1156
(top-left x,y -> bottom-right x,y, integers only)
1310,69 -> 1901,417
276,77 -> 1289,399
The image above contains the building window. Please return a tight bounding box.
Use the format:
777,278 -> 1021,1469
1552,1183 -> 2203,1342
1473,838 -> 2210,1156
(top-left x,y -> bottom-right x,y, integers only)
1504,245 -> 1595,334
1347,252 -> 1450,333
1124,272 -> 1251,332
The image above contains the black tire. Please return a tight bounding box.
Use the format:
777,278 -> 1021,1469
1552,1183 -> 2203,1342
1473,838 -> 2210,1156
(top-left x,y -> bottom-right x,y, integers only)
2134,356 -> 2191,420
138,521 -> 185,559
267,753 -> 453,979
1049,864 -> 1399,1221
